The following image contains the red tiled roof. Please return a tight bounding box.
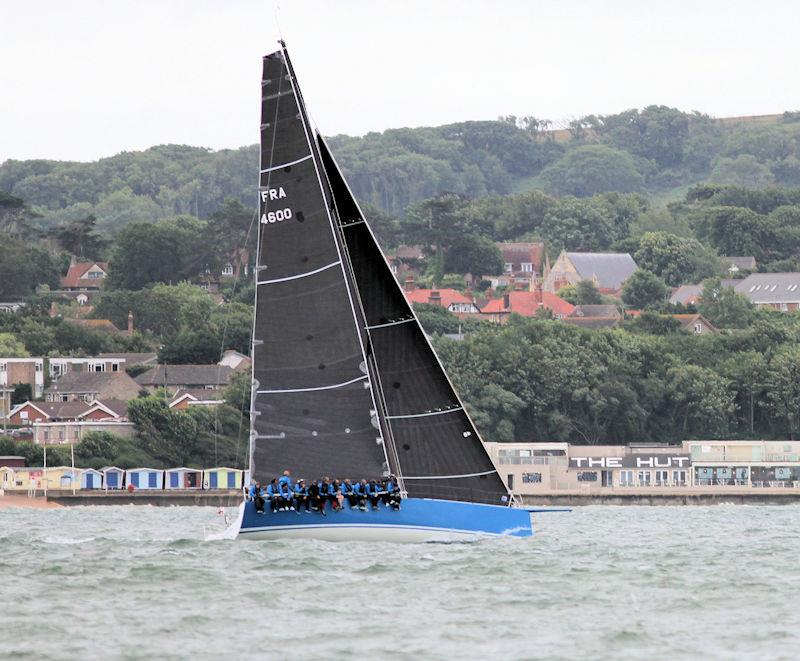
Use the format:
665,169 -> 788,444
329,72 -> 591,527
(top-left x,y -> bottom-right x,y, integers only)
481,291 -> 575,317
405,288 -> 474,309
60,262 -> 109,289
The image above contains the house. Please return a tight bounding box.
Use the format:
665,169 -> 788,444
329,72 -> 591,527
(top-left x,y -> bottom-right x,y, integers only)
60,261 -> 109,291
64,318 -> 122,334
97,352 -> 158,369
669,280 -> 738,306
44,371 -> 142,403
0,301 -> 26,313
169,390 -> 224,410
204,467 -> 243,490
723,256 -> 757,274
197,248 -> 250,292
101,466 -> 125,490
0,357 -> 44,421
0,456 -> 26,469
480,290 -> 575,323
125,468 -> 164,490
543,251 -> 638,294
81,468 -> 103,489
403,284 -> 480,318
165,467 -> 203,490
32,420 -> 135,445
491,242 -> 548,289
734,273 -> 800,311
569,304 -> 622,319
672,314 -> 719,335
135,365 -> 234,395
8,400 -> 91,425
218,350 -> 251,371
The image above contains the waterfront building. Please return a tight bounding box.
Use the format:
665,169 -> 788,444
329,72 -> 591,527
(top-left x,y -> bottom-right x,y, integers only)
101,466 -> 125,490
0,466 -> 14,491
125,468 -> 164,490
203,467 -> 243,490
685,440 -> 800,487
165,467 -> 203,490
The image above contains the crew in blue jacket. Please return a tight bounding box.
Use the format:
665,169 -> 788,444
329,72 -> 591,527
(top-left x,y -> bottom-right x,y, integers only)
278,479 -> 294,511
354,479 -> 368,511
293,479 -> 309,512
341,479 -> 358,509
366,479 -> 382,510
266,478 -> 282,512
278,470 -> 293,491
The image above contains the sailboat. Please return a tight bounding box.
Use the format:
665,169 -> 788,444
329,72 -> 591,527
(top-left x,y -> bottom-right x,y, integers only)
232,42 -> 534,541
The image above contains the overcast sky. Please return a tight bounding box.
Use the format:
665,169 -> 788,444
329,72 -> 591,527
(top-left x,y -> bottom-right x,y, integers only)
2,0 -> 798,162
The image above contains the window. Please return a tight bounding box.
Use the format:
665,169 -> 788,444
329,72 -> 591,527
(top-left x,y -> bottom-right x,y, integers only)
655,470 -> 668,486
521,262 -> 533,273
60,395 -> 69,402
672,470 -> 687,486
35,363 -> 42,372
222,264 -> 234,276
504,263 -> 513,273
43,430 -> 49,441
507,474 -> 515,490
112,364 -> 119,372
577,471 -> 597,482
694,323 -> 703,333
0,363 -> 5,372
638,470 -> 651,486
619,470 -> 634,486
522,472 -> 542,484
781,303 -> 788,311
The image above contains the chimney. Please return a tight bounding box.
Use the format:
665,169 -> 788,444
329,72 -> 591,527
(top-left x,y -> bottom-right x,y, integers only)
503,293 -> 510,309
127,310 -> 134,334
404,276 -> 416,292
429,290 -> 442,306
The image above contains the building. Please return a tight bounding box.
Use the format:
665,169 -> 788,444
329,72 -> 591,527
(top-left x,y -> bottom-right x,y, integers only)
480,290 -> 575,323
669,279 -> 737,306
97,352 -> 158,369
135,365 -> 234,395
485,440 -> 800,496
48,356 -> 127,379
169,390 -> 224,410
126,468 -> 164,490
671,314 -> 718,335
403,286 -> 480,317
569,304 -> 621,319
165,467 -> 203,489
204,467 -> 243,489
81,469 -> 103,489
101,466 -> 125,490
44,371 -> 142,403
723,256 -> 757,274
491,242 -> 547,289
543,251 -> 638,294
8,400 -> 92,425
0,357 -> 44,421
562,316 -> 621,329
0,456 -> 26,468
60,261 -> 109,291
218,350 -> 251,371
734,273 -> 800,311
32,420 -> 135,445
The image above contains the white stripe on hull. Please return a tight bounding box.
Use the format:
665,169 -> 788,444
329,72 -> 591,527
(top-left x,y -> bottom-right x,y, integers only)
238,523 -> 499,543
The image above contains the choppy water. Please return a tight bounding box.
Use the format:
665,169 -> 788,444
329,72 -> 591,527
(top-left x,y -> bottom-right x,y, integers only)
2,505 -> 799,660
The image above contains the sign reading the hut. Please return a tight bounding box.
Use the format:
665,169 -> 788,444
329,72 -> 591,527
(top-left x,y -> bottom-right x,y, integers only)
569,454 -> 691,469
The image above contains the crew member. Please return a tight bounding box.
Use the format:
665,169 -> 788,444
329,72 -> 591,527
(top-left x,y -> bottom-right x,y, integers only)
341,479 -> 358,509
366,479 -> 381,510
278,469 -> 293,491
294,479 -> 309,512
278,478 -> 294,511
307,479 -> 324,515
252,482 -> 265,514
354,479 -> 368,511
266,478 -> 281,512
383,475 -> 402,510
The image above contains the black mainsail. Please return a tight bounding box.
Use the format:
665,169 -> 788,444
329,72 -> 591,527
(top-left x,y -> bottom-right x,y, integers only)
251,43 -> 510,506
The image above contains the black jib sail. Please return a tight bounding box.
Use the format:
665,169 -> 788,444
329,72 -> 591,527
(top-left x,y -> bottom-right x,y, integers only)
250,46 -> 388,482
317,137 -> 509,505
251,43 -> 510,506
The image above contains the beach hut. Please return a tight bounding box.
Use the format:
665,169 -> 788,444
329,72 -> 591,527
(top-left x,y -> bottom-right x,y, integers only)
0,467 -> 15,492
81,468 -> 103,489
165,467 -> 203,490
203,467 -> 243,490
10,468 -> 43,492
101,466 -> 125,490
42,466 -> 79,490
125,468 -> 164,490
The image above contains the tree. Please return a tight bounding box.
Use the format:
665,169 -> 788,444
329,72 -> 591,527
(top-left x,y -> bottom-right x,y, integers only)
11,383 -> 32,405
709,155 -> 775,189
49,215 -> 107,259
767,346 -> 800,438
697,278 -> 754,328
444,235 -> 502,276
0,333 -> 28,357
0,236 -> 61,299
621,270 -> 668,309
633,231 -> 721,287
539,145 -> 645,197
223,369 -> 252,413
666,364 -> 734,436
127,396 -> 200,466
158,327 -> 222,364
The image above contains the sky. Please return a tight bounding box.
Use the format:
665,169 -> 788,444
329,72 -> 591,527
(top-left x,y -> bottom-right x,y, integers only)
1,0 -> 798,162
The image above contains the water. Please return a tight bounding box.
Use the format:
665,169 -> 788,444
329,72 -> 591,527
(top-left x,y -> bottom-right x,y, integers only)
2,505 -> 799,660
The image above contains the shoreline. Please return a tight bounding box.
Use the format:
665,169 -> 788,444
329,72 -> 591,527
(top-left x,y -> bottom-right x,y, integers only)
0,494 -> 62,509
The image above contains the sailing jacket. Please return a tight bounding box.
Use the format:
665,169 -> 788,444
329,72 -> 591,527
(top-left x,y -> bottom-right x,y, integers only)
266,483 -> 280,498
293,483 -> 307,496
366,482 -> 381,496
341,482 -> 354,495
278,475 -> 293,490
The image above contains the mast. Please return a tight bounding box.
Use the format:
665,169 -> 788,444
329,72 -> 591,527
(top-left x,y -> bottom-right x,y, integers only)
248,43 -> 389,483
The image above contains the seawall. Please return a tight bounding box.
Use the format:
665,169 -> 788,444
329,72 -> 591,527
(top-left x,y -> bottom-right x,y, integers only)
45,490 -> 243,507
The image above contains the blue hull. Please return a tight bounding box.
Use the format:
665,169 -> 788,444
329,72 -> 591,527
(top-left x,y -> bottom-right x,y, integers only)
236,497 -> 533,542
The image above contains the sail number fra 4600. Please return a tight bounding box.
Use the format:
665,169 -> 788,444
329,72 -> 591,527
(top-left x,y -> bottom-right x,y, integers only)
260,187 -> 292,224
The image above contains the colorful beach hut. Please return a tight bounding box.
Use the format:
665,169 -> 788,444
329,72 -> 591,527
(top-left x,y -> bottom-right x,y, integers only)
101,466 -> 125,490
43,466 -> 79,490
0,467 -> 15,491
125,468 -> 163,490
165,467 -> 203,490
81,468 -> 103,489
203,467 -> 243,490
